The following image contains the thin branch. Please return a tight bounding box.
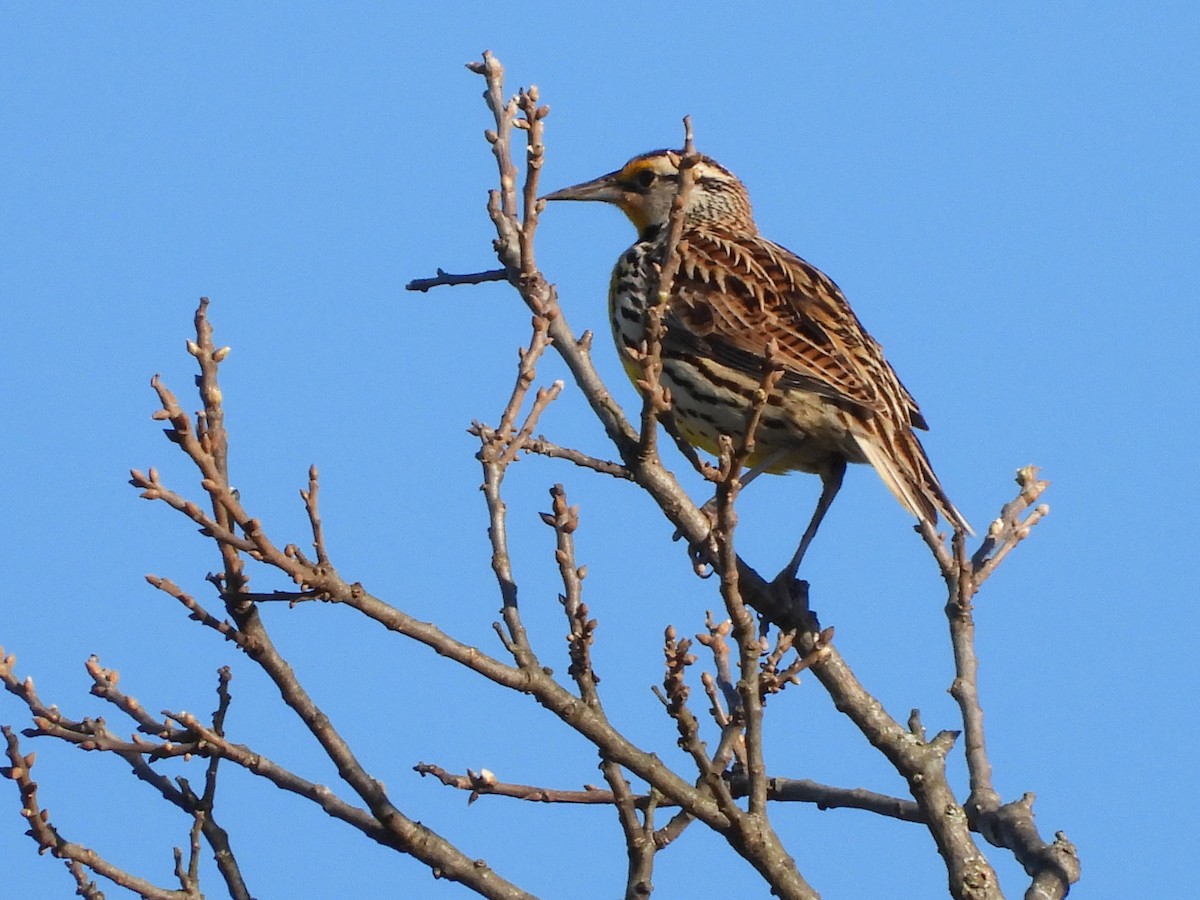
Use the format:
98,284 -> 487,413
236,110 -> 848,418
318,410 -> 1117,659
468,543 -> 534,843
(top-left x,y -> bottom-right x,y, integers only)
612,786 -> 657,900
658,627 -> 717,785
633,120 -> 700,462
406,267 -> 507,292
8,651 -> 254,898
471,298 -> 560,660
130,305 -> 743,837
696,614 -> 738,730
500,381 -> 564,466
542,484 -> 595,696
971,466 -> 1051,584
496,311 -> 554,443
159,500 -> 737,833
516,85 -> 549,274
66,860 -> 106,900
298,465 -> 331,567
414,761 -> 933,827
144,576 -> 248,647
709,352 -> 787,822
544,478 -> 658,898
2,726 -> 196,900
186,667 -> 251,900
522,437 -> 633,479
415,764 -> 617,805
947,529 -> 1000,821
755,777 -> 923,823
475,418 -> 536,662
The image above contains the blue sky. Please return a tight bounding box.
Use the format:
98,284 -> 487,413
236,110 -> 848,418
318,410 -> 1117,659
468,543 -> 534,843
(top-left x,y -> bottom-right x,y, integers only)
2,4 -> 1196,897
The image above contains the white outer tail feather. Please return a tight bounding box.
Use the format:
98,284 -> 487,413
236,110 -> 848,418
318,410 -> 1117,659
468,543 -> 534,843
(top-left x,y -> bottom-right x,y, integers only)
853,434 -> 974,536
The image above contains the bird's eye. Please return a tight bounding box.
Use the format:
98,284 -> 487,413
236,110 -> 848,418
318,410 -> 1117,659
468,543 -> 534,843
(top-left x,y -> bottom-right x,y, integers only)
633,169 -> 656,189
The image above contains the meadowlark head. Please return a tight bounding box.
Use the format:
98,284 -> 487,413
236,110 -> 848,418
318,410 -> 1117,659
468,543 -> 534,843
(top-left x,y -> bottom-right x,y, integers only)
542,150 -> 755,237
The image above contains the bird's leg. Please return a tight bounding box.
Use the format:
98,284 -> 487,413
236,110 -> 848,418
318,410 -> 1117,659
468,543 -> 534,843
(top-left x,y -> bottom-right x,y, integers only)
696,446 -> 790,521
737,448 -> 789,490
784,459 -> 846,579
678,448 -> 792,577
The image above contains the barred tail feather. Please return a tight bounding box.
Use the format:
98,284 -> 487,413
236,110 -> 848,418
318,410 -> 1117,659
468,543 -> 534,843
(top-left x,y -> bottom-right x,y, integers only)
853,433 -> 974,536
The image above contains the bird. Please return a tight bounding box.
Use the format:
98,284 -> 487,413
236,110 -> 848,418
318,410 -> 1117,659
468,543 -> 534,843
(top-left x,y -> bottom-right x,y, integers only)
542,149 -> 970,575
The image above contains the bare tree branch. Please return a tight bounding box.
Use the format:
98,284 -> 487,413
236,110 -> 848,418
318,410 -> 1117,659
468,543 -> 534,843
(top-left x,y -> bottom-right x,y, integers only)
522,437 -> 633,479
2,725 -> 199,900
406,267 -> 507,292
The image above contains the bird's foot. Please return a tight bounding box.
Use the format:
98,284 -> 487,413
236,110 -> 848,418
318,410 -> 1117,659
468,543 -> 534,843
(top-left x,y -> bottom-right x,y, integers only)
672,496 -> 720,578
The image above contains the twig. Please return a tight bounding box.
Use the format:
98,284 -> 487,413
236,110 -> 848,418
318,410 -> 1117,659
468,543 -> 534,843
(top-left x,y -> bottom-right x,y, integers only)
144,576 -> 248,646
85,655 -> 183,737
405,267 -> 507,292
474,417 -> 535,661
654,625 -> 734,808
633,119 -> 701,462
522,438 -> 633,479
186,667 -> 251,900
415,761 -> 933,827
971,466 -> 1051,584
501,382 -> 564,466
298,465 -> 331,567
541,482 -> 658,896
496,311 -> 554,443
471,296 -> 559,660
2,726 -> 196,900
66,860 -> 105,900
516,86 -> 550,275
696,614 -> 738,724
541,485 -> 593,688
415,764 -> 616,805
753,777 -> 924,823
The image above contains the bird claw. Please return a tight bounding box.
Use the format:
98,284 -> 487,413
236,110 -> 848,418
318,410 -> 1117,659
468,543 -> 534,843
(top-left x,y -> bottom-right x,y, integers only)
690,548 -> 715,579
669,495 -> 721,578
671,526 -> 717,578
694,497 -> 724,577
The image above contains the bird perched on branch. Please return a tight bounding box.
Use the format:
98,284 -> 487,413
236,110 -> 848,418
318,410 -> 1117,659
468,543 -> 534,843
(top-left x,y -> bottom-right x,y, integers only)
543,149 -> 970,575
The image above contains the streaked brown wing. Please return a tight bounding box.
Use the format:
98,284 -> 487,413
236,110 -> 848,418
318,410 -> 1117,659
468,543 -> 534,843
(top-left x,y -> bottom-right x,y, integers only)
667,229 -> 929,430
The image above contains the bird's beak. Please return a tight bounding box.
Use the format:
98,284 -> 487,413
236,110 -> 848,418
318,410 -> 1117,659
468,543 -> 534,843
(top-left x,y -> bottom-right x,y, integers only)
540,170 -> 624,204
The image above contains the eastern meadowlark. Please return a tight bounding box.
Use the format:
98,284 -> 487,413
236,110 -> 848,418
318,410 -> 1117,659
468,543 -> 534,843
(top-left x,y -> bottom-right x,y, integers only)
543,150 -> 971,574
